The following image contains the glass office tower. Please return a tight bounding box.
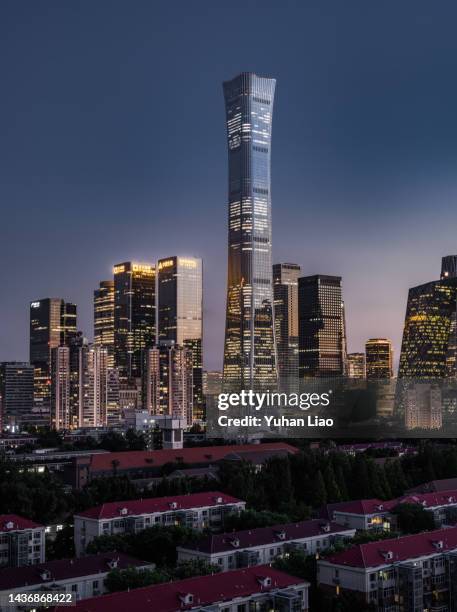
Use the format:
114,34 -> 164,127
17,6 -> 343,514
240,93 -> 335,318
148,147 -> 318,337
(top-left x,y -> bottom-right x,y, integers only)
365,338 -> 393,379
94,280 -> 115,368
298,275 -> 347,378
222,72 -> 278,390
29,298 -> 77,411
158,256 -> 203,420
113,262 -> 156,381
399,278 -> 457,378
273,263 -> 301,391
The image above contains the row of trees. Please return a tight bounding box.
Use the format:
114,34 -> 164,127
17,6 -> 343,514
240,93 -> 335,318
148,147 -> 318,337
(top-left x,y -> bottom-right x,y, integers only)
3,441 -> 457,528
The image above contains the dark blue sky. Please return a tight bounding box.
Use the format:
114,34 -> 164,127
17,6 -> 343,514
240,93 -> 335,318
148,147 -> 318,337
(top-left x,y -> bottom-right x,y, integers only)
2,1 -> 457,370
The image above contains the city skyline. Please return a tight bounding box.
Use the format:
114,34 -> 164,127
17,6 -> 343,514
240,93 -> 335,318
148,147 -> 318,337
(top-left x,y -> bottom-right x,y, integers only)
4,2 -> 457,371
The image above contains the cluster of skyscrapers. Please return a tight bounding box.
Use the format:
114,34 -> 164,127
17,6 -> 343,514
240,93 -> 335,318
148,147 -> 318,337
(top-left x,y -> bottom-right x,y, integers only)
0,256 -> 203,431
1,72 -> 457,433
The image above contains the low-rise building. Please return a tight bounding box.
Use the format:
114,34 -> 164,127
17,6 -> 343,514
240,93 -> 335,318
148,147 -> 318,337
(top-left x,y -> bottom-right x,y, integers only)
318,526 -> 457,610
74,491 -> 245,556
322,499 -> 395,532
177,519 -> 356,571
322,489 -> 457,532
63,565 -> 310,612
0,514 -> 45,567
66,442 -> 299,489
0,552 -> 152,611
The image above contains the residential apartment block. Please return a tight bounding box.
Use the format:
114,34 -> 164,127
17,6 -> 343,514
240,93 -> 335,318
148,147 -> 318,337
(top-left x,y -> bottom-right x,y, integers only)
68,565 -> 310,612
318,526 -> 457,610
0,515 -> 45,567
74,492 -> 245,556
323,489 -> 457,532
0,553 -> 152,611
177,519 -> 356,572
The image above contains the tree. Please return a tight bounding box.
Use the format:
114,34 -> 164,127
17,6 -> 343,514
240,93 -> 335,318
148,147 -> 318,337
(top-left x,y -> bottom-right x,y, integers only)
99,431 -> 128,452
223,509 -> 291,531
46,524 -> 75,560
74,476 -> 138,512
391,503 -> 435,534
125,429 -> 147,451
86,534 -> 131,555
311,470 -> 327,507
324,463 -> 341,502
173,559 -> 220,579
105,567 -> 169,593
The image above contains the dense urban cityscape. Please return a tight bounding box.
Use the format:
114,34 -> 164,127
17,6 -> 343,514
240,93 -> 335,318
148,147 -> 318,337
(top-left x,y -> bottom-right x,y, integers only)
3,59 -> 457,611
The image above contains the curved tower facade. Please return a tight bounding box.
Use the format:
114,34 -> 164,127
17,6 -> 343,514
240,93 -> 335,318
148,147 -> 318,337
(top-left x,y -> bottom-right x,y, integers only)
222,73 -> 278,389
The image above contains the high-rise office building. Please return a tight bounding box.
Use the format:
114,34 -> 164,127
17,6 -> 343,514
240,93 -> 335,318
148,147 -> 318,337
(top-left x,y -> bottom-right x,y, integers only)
0,362 -> 34,430
113,262 -> 156,381
94,280 -> 115,368
399,263 -> 457,379
158,256 -> 203,420
143,342 -> 193,426
273,263 -> 300,390
347,353 -> 366,379
29,298 -> 77,411
222,73 -> 278,390
365,339 -> 393,379
298,275 -> 347,378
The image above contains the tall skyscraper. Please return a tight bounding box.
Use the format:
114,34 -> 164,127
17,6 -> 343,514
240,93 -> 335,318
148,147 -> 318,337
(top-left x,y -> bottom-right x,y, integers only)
365,339 -> 394,379
222,73 -> 278,390
94,280 -> 115,368
158,256 -> 203,420
347,353 -> 366,379
0,362 -> 34,430
399,264 -> 457,379
29,298 -> 77,411
113,262 -> 156,381
273,263 -> 300,390
298,275 -> 347,378
143,342 -> 193,426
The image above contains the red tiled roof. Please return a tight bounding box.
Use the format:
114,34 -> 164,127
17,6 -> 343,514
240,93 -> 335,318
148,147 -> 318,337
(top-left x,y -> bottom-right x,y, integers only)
178,519 -> 355,555
324,488 -> 457,519
0,553 -> 148,590
408,477 -> 457,493
394,489 -> 457,509
75,491 -> 244,520
0,514 -> 43,532
64,565 -> 307,612
324,526 -> 457,569
327,499 -> 392,516
88,443 -> 298,472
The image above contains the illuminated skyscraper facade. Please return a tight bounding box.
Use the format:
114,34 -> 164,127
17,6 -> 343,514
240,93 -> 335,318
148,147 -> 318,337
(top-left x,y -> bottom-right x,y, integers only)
50,345 -> 71,430
365,338 -> 393,379
113,262 -> 156,381
298,275 -> 347,378
29,298 -> 77,411
158,256 -> 203,420
143,342 -> 193,426
347,353 -> 366,379
78,344 -> 115,427
399,276 -> 457,378
94,280 -> 115,368
273,263 -> 300,390
0,362 -> 34,429
223,73 -> 278,389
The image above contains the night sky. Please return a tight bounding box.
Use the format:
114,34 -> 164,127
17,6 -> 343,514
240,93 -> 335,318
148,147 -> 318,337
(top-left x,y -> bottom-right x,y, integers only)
3,1 -> 457,370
